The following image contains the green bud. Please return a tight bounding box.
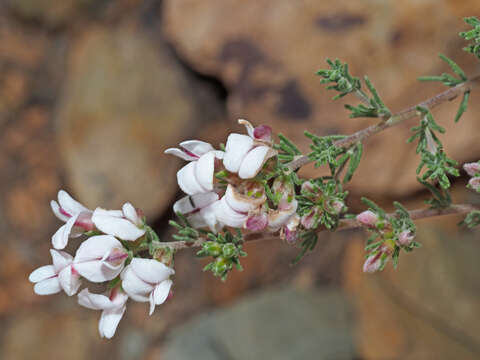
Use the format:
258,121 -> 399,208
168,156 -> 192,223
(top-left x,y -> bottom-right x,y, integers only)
222,243 -> 237,258
203,241 -> 222,257
213,256 -> 231,276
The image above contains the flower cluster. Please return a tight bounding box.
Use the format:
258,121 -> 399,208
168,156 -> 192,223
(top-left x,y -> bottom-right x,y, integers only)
464,161 -> 480,192
165,120 -> 301,244
356,200 -> 419,273
29,191 -> 174,338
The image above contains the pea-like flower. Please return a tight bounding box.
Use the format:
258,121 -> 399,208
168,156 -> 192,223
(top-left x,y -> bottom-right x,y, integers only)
121,258 -> 174,315
50,190 -> 94,250
356,210 -> 379,228
223,120 -> 276,179
165,140 -> 224,195
173,192 -> 220,232
92,203 -> 146,241
78,286 -> 128,339
29,249 -> 81,296
73,235 -> 128,282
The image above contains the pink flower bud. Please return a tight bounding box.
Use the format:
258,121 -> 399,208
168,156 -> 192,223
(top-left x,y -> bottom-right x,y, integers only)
468,177 -> 480,192
363,252 -> 382,273
301,181 -> 314,193
253,125 -> 272,142
283,226 -> 297,244
398,230 -> 414,246
356,210 -> 378,227
245,213 -> 268,231
301,210 -> 316,229
463,162 -> 480,177
331,200 -> 344,214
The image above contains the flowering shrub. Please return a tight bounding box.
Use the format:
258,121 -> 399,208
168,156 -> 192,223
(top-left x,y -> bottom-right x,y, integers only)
29,17 -> 480,338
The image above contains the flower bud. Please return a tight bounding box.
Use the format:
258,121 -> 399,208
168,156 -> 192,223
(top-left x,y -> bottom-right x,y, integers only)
245,213 -> 268,231
213,257 -> 230,276
468,176 -> 480,192
203,241 -> 222,257
356,210 -> 378,227
331,200 -> 344,214
363,252 -> 382,273
463,162 -> 480,177
397,230 -> 414,246
222,243 -> 237,258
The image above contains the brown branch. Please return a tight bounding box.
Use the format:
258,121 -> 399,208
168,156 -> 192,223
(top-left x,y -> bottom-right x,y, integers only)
286,75 -> 480,172
160,203 -> 478,250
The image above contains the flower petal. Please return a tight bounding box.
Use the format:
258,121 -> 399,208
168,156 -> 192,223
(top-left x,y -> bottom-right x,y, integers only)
29,265 -> 55,283
213,196 -> 247,228
164,148 -> 198,161
177,161 -> 208,195
173,192 -> 219,215
74,235 -> 123,262
154,280 -> 172,306
225,184 -> 263,213
122,203 -> 141,226
195,152 -> 215,191
57,190 -> 90,216
78,288 -> 113,310
74,260 -> 122,282
268,199 -> 298,230
33,277 -> 61,295
50,200 -> 69,222
92,209 -> 146,241
50,249 -> 73,273
58,266 -> 81,296
120,266 -> 152,302
238,119 -> 255,138
99,306 -> 126,339
180,140 -> 214,157
223,134 -> 253,173
131,258 -> 174,284
238,146 -> 273,179
51,213 -> 79,250
188,203 -> 220,232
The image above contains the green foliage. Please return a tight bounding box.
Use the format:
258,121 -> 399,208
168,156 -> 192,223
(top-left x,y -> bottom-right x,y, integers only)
197,229 -> 246,281
417,178 -> 452,208
274,133 -> 302,163
408,106 -> 459,190
296,179 -> 348,230
304,132 -> 363,183
418,54 -> 467,86
454,90 -> 470,123
169,213 -> 201,243
460,210 -> 480,228
317,59 -> 391,118
460,17 -> 480,59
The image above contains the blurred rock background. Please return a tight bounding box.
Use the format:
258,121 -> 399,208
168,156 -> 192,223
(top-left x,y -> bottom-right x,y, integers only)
1,0 -> 480,359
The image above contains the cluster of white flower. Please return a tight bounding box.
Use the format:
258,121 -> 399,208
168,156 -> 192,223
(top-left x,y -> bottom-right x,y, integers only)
165,119 -> 300,240
29,191 -> 174,339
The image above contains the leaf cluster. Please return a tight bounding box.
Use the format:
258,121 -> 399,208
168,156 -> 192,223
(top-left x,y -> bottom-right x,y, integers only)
460,16 -> 480,59
169,213 -> 201,243
316,59 -> 390,118
459,210 -> 480,228
197,229 -> 246,281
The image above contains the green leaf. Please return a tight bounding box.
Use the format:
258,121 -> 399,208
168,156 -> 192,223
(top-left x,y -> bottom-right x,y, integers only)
454,90 -> 470,123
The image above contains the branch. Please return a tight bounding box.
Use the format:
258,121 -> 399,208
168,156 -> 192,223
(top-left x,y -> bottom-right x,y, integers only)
287,75 -> 480,172
161,203 -> 478,250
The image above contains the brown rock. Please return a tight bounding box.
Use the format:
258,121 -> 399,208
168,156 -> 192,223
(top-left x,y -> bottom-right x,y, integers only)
163,0 -> 480,197
343,217 -> 480,359
55,24 -> 221,218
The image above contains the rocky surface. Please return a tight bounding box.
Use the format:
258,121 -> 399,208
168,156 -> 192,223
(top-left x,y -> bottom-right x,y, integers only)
163,0 -> 480,197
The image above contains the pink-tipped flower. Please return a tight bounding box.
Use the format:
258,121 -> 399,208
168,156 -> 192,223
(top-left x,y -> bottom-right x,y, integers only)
91,203 -> 146,241
223,120 -> 276,179
245,213 -> 268,231
398,230 -> 415,246
164,140 -> 217,161
50,190 -> 94,249
301,209 -> 318,229
468,176 -> 480,192
121,258 -> 174,315
363,252 -> 383,273
78,286 -> 128,339
356,210 -> 378,227
29,249 -> 81,296
238,119 -> 272,143
463,162 -> 480,177
281,214 -> 300,245
73,235 -> 128,282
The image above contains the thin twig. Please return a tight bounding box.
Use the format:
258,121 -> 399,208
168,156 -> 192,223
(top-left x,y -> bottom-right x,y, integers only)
161,203 -> 478,250
287,75 -> 480,172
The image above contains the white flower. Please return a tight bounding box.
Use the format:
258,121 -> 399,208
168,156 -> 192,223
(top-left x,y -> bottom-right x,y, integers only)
78,287 -> 128,339
121,258 -> 174,315
165,140 -> 224,195
29,249 -> 81,296
173,192 -> 220,232
213,184 -> 265,228
50,190 -> 94,250
73,235 -> 128,282
223,120 -> 276,179
92,203 -> 146,241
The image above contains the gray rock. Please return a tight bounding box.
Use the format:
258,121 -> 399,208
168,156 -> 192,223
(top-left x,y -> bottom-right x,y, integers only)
163,286 -> 356,360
